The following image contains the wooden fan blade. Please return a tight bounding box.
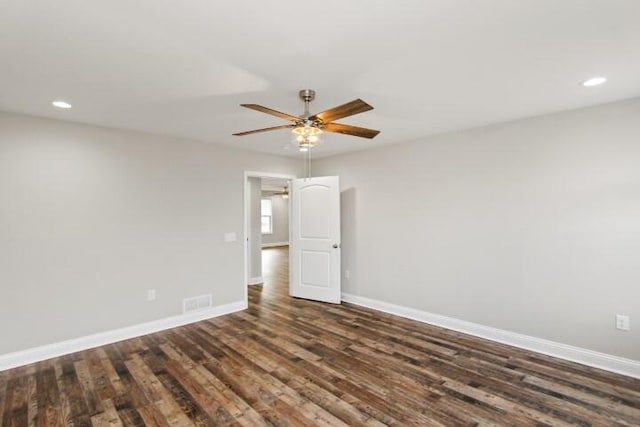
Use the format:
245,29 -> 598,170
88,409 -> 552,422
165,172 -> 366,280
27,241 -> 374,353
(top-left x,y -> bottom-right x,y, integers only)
233,124 -> 295,136
324,123 -> 380,139
310,99 -> 373,123
240,104 -> 300,122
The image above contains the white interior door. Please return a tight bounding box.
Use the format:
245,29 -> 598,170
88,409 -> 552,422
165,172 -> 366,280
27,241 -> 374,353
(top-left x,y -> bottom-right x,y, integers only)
290,176 -> 341,304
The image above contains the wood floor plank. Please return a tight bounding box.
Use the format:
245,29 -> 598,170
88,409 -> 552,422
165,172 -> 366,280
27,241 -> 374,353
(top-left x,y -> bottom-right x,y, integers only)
55,358 -> 92,427
3,374 -> 28,427
1,246 -> 639,426
160,341 -> 268,427
74,357 -> 104,417
36,367 -> 61,427
124,353 -> 196,427
522,374 -> 640,425
0,373 -> 7,425
91,399 -> 125,427
25,371 -> 38,427
202,324 -> 405,426
195,315 -> 408,426
509,356 -> 640,403
97,348 -> 126,396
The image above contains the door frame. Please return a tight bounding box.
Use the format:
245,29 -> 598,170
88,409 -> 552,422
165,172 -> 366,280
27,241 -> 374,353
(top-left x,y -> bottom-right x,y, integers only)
243,171 -> 297,307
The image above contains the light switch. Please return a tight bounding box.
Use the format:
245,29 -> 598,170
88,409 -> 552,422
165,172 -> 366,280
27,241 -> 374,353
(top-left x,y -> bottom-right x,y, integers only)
224,232 -> 237,242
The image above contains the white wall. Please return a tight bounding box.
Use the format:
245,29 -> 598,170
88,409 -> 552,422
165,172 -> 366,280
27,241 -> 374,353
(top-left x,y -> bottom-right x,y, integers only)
262,194 -> 289,246
0,112 -> 299,355
248,177 -> 262,280
316,98 -> 640,360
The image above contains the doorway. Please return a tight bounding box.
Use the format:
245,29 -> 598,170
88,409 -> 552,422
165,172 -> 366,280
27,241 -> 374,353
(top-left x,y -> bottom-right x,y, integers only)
243,171 -> 295,306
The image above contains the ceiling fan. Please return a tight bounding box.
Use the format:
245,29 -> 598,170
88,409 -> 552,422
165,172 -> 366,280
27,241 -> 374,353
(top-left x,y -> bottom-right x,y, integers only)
233,89 -> 380,149
272,187 -> 289,199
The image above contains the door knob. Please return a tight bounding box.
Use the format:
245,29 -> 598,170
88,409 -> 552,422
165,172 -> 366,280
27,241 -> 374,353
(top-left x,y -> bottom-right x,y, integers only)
332,243 -> 339,249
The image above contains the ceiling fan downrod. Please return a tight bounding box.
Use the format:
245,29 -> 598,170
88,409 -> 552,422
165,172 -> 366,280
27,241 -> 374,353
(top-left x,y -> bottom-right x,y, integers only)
299,89 -> 315,119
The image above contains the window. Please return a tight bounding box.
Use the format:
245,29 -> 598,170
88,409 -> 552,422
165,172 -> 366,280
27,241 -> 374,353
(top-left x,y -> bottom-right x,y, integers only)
261,199 -> 273,234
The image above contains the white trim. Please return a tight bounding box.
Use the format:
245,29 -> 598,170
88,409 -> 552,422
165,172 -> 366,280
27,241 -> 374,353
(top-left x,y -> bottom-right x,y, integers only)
341,293 -> 640,379
262,241 -> 289,248
248,276 -> 264,285
0,300 -> 246,372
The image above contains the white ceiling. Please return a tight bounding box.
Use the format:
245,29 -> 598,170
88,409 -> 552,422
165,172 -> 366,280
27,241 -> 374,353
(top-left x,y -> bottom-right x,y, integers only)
1,1 -> 639,158
261,177 -> 289,192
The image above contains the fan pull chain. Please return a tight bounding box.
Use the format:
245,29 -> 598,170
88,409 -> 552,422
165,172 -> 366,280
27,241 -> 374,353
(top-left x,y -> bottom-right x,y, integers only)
302,144 -> 313,180
307,145 -> 312,179
302,147 -> 307,180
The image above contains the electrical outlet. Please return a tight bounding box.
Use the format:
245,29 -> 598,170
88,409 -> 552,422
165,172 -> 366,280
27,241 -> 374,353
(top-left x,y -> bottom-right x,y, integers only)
615,314 -> 630,331
344,270 -> 350,279
147,289 -> 156,301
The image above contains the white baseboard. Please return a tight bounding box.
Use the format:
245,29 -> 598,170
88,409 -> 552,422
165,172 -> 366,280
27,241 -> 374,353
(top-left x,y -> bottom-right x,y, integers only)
248,276 -> 263,285
0,300 -> 246,372
261,242 -> 289,248
341,293 -> 640,379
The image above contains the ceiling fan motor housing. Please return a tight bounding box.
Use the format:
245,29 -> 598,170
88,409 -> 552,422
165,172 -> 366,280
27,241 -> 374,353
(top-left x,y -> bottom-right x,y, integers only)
299,89 -> 316,102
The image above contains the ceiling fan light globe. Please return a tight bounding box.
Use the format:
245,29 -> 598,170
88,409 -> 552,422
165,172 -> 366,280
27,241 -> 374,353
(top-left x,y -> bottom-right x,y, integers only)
292,126 -> 322,137
292,129 -> 322,150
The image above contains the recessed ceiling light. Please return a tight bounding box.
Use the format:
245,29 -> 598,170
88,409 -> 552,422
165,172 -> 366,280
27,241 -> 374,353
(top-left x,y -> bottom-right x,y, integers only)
582,77 -> 607,87
52,100 -> 72,109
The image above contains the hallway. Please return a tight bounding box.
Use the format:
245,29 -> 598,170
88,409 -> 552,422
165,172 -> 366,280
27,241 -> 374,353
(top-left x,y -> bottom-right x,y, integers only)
260,246 -> 289,297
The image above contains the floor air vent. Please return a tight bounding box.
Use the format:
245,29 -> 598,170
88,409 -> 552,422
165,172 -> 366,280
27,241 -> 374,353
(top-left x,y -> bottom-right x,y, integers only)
183,294 -> 212,314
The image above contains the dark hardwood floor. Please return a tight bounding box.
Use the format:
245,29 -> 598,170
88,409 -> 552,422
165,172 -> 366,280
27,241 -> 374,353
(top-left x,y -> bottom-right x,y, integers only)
1,246 -> 639,426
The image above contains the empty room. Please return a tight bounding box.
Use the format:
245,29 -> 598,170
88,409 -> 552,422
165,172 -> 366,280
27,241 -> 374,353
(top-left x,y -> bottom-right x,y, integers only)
1,1 -> 639,426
